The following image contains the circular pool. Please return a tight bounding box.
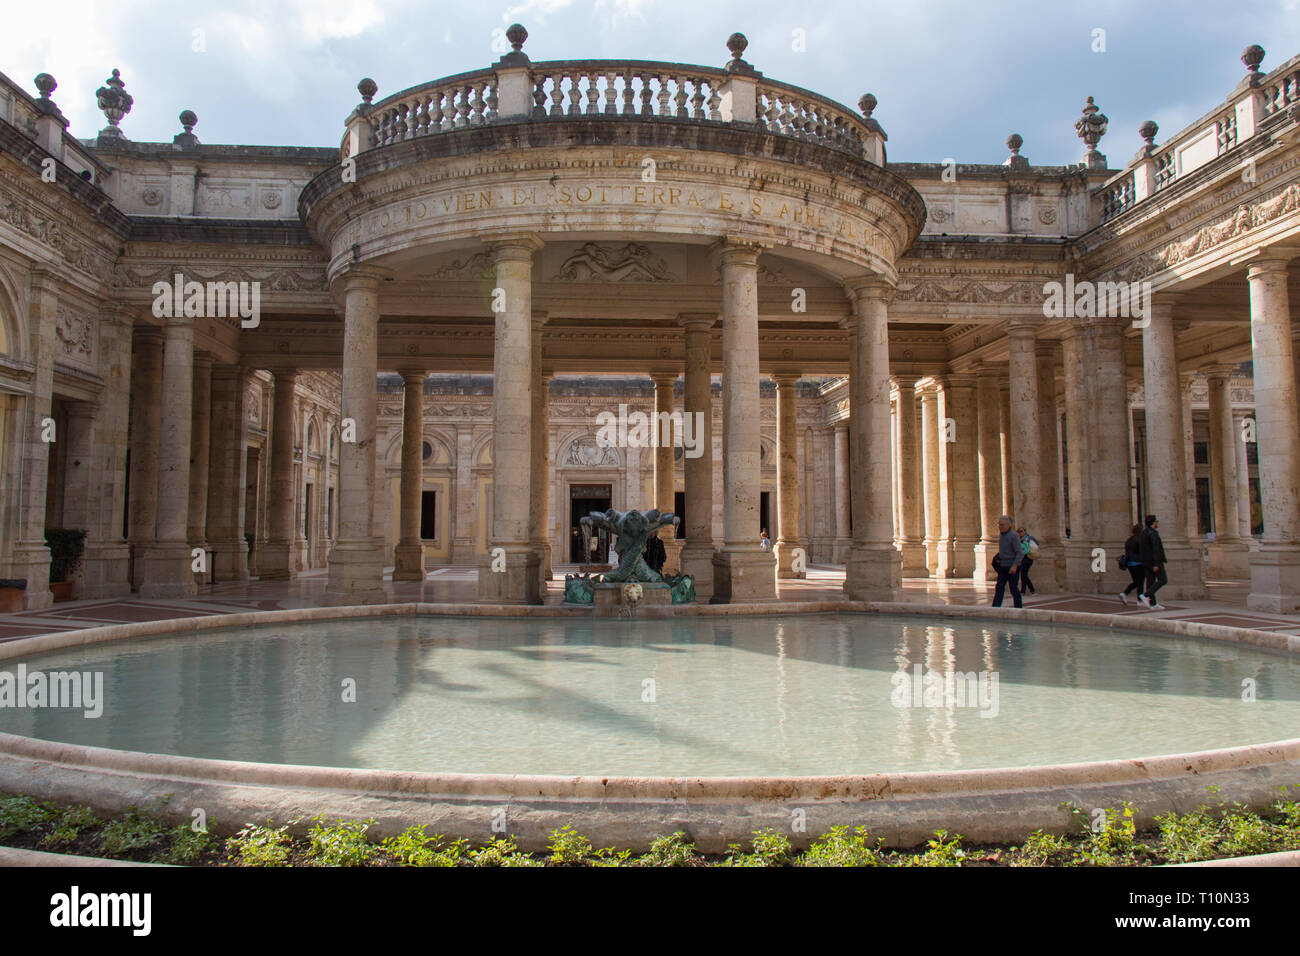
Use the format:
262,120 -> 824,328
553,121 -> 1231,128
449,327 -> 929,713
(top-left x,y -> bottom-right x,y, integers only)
1,604 -> 1296,850
3,613 -> 1298,776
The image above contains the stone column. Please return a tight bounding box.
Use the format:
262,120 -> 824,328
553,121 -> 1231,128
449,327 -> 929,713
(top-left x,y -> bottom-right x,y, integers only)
1007,322 -> 1042,533
531,316 -> 553,590
1060,327 -> 1094,590
261,369 -> 298,581
82,306 -> 134,599
999,379 -> 1013,519
843,323 -> 865,577
711,239 -> 775,602
60,402 -> 97,537
1245,258 -> 1300,612
207,364 -> 249,581
452,426 -> 476,564
393,368 -> 426,581
1204,364 -> 1249,578
946,373 -> 979,578
477,237 -> 542,604
920,381 -> 940,576
140,313 -> 198,598
127,328 -> 163,591
773,373 -> 804,578
832,423 -> 851,562
1093,321 -> 1133,593
1233,410 -> 1253,539
934,379 -> 957,577
326,267 -> 387,605
974,366 -> 1003,579
187,353 -> 213,558
678,313 -> 716,597
1034,343 -> 1065,591
1181,372 -> 1199,542
1138,298 -> 1205,597
894,375 -> 926,574
843,277 -> 900,600
651,369 -> 682,576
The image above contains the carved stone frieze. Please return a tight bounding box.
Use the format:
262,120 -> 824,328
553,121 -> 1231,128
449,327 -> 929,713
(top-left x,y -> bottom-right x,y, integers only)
55,306 -> 94,360
553,243 -> 675,282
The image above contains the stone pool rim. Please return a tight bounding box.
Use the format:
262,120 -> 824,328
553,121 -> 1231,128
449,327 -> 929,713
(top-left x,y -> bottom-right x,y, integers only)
1,601 -> 1297,850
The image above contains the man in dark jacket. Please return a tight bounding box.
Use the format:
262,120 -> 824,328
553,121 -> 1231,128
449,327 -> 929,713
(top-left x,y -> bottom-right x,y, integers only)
991,516 -> 1023,608
1138,514 -> 1168,609
643,532 -> 667,576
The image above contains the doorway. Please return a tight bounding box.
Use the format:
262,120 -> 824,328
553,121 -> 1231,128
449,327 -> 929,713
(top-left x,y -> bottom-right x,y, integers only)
570,484 -> 612,562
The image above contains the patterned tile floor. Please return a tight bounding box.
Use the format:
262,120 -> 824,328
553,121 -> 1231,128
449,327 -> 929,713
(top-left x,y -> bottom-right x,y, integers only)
1,566 -> 1298,641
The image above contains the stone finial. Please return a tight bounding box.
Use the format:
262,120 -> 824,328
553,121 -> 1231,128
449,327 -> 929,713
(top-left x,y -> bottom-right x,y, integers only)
725,32 -> 757,74
358,77 -> 377,104
1004,133 -> 1028,170
32,73 -> 64,117
1075,96 -> 1108,170
1139,120 -> 1158,146
173,110 -> 199,149
857,93 -> 886,139
95,68 -> 133,139
1241,44 -> 1265,86
498,22 -> 531,66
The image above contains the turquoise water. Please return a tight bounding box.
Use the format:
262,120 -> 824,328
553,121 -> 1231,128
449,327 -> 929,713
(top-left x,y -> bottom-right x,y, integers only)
1,614 -> 1297,776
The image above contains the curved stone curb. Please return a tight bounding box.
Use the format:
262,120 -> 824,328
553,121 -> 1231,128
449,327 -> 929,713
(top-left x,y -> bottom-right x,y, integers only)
0,846 -> 169,867
1167,850 -> 1300,867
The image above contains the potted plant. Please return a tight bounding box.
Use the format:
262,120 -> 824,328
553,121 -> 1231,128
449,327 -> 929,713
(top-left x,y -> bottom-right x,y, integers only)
0,578 -> 25,612
45,528 -> 87,602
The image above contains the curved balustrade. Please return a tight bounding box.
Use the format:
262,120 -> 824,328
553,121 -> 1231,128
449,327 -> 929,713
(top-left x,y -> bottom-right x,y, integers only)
353,58 -> 880,162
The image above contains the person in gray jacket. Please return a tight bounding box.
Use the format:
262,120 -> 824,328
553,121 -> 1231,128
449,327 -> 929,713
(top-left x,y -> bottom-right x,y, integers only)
991,515 -> 1023,608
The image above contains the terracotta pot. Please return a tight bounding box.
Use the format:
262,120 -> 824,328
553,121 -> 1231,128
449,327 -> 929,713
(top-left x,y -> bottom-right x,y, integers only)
50,581 -> 75,603
0,587 -> 24,612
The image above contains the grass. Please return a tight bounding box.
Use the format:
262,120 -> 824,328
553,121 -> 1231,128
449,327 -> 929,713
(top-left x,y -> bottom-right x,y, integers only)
1,786 -> 1298,867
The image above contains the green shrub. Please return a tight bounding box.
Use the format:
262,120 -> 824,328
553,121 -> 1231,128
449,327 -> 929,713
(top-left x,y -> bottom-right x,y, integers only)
99,808 -> 170,857
637,831 -> 699,867
305,817 -> 376,867
41,805 -> 100,848
469,836 -> 541,867
547,825 -> 594,865
44,529 -> 87,583
381,825 -> 467,867
1013,830 -> 1074,867
0,794 -> 55,841
1071,803 -> 1147,866
899,830 -> 967,867
162,824 -> 216,865
227,820 -> 295,867
724,828 -> 793,867
800,825 -> 883,867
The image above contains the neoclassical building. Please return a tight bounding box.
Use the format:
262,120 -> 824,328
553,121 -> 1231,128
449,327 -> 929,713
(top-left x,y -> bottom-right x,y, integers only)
1,29 -> 1297,610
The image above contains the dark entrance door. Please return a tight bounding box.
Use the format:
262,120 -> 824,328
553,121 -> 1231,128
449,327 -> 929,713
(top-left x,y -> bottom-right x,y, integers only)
570,484 -> 613,563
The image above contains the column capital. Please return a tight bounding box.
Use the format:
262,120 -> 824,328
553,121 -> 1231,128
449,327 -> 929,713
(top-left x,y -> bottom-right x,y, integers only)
973,362 -> 1005,380
1179,369 -> 1199,389
650,370 -> 679,388
333,263 -> 390,297
890,372 -> 920,390
268,366 -> 299,383
1005,318 -> 1039,339
192,350 -> 215,371
531,309 -> 548,330
945,371 -> 977,389
1034,338 -> 1061,359
1200,362 -> 1239,381
678,312 -> 718,332
771,372 -> 801,387
843,274 -> 895,303
133,325 -> 164,347
1245,255 -> 1296,279
711,235 -> 769,266
485,233 -> 544,259
397,367 -> 426,385
1148,291 -> 1186,321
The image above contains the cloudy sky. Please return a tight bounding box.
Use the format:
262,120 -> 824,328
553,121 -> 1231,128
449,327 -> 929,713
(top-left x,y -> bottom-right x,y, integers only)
4,0 -> 1299,165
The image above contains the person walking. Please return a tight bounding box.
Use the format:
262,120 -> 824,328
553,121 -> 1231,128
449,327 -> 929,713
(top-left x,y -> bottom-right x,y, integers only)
643,531 -> 666,575
1118,523 -> 1145,605
991,515 -> 1023,608
1138,514 -> 1168,609
759,529 -> 771,552
1016,525 -> 1039,595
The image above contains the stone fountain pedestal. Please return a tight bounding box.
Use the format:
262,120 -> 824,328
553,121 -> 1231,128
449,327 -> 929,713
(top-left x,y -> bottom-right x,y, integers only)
592,581 -> 671,615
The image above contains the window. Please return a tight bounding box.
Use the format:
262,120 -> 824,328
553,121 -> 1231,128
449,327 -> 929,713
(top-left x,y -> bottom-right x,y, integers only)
420,490 -> 437,540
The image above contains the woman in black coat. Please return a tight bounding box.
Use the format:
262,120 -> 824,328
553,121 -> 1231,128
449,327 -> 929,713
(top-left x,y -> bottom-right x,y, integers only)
1119,524 -> 1144,605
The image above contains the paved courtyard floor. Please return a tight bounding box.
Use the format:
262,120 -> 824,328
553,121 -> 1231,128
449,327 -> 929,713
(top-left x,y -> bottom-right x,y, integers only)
4,565 -> 1300,642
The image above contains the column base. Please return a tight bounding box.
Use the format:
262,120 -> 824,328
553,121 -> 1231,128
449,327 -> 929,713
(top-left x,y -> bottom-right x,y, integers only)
923,537 -> 939,577
325,537 -> 387,605
210,537 -> 250,583
478,545 -> 541,604
1063,539 -> 1130,594
81,542 -> 131,599
830,536 -> 850,564
844,544 -> 901,601
709,547 -> 776,603
9,541 -> 52,610
935,540 -> 957,579
1247,546 -> 1300,614
534,542 -> 553,595
393,542 -> 427,581
1206,539 -> 1251,579
452,537 -> 477,565
951,536 -> 977,578
774,539 -> 806,579
257,542 -> 297,581
661,537 -> 684,577
899,539 -> 927,575
138,542 -> 199,599
679,543 -> 715,600
972,541 -> 998,581
1151,542 -> 1208,600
